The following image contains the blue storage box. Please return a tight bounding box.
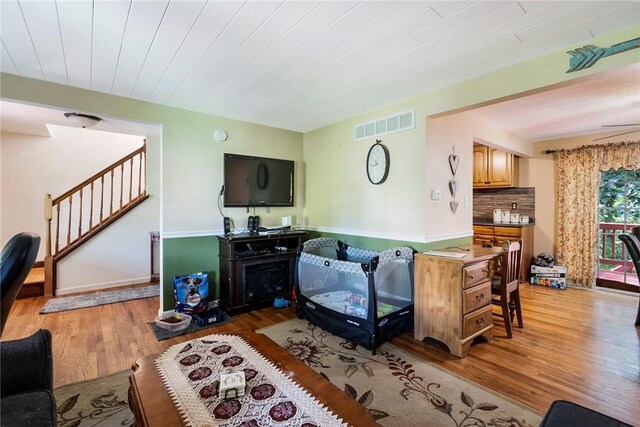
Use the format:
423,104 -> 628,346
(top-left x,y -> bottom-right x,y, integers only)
192,307 -> 225,327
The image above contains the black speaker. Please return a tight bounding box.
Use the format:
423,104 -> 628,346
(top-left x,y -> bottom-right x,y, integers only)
223,217 -> 231,234
247,216 -> 254,232
253,215 -> 260,232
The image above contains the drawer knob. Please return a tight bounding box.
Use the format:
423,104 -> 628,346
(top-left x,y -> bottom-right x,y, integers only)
475,293 -> 484,302
476,317 -> 485,326
482,268 -> 489,273
467,274 -> 474,280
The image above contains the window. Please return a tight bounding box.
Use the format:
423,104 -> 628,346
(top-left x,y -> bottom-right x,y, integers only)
597,168 -> 640,289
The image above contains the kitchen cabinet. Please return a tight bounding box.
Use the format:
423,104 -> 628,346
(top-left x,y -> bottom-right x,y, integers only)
472,224 -> 533,283
414,246 -> 503,358
473,145 -> 518,188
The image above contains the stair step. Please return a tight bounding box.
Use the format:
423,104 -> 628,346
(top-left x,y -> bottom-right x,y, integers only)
18,266 -> 45,298
24,266 -> 44,285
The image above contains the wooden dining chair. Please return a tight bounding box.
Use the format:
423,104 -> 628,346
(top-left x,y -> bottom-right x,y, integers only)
491,239 -> 523,338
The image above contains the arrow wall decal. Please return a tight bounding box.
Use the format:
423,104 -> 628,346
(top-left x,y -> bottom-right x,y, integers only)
567,37 -> 640,72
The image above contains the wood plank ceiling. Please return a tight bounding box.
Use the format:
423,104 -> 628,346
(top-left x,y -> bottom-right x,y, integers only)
1,0 -> 639,138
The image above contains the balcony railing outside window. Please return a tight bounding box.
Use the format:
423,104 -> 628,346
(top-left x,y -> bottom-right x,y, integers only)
597,168 -> 640,289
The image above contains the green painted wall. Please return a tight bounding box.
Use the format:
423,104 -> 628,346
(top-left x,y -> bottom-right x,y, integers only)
305,230 -> 471,254
163,236 -> 219,308
0,73 -> 303,312
303,25 -> 640,246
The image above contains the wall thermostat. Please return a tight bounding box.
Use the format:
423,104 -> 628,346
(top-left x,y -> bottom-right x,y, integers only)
214,129 -> 228,141
431,189 -> 442,200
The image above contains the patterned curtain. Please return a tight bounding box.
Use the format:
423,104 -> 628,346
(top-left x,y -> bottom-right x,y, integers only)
556,141 -> 640,287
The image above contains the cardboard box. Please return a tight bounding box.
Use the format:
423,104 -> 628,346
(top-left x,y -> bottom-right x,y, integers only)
530,265 -> 567,289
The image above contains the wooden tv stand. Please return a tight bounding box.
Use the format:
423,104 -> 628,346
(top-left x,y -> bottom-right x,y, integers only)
217,231 -> 307,313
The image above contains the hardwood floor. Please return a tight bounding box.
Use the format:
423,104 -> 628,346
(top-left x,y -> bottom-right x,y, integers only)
2,283 -> 638,425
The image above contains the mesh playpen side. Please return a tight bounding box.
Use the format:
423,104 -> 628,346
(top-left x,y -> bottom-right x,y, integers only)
295,238 -> 414,353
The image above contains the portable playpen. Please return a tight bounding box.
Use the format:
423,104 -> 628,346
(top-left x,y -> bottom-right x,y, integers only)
295,237 -> 414,353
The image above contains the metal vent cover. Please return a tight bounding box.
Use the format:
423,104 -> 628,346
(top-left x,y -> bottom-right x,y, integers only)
354,110 -> 414,141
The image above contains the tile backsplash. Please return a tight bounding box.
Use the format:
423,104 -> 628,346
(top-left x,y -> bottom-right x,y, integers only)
473,187 -> 535,221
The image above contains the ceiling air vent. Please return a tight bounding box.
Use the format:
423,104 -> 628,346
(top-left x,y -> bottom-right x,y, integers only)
354,110 -> 414,141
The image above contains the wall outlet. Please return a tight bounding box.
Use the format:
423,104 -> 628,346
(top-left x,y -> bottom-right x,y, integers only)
511,202 -> 517,210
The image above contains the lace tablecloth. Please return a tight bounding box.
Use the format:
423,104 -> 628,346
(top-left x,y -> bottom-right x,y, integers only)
155,334 -> 347,427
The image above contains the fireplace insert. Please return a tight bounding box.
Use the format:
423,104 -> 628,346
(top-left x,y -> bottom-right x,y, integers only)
242,260 -> 290,303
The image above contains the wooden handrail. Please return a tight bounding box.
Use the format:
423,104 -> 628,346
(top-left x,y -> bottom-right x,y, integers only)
52,145 -> 145,205
44,144 -> 148,296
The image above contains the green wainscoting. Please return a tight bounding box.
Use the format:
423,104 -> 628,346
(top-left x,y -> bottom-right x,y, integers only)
162,236 -> 220,312
305,230 -> 472,254
161,231 -> 472,311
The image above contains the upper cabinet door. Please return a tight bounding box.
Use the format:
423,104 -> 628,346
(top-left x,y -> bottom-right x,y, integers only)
473,145 -> 518,188
473,145 -> 490,187
488,148 -> 513,187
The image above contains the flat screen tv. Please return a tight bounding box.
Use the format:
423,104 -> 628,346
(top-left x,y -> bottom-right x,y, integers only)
223,153 -> 294,207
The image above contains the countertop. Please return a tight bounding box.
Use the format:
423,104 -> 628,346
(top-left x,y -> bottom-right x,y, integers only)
473,220 -> 535,228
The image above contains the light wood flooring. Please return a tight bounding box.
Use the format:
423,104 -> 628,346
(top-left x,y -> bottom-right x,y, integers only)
2,283 -> 638,425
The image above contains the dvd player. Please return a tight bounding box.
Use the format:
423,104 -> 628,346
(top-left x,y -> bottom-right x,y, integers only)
257,226 -> 291,233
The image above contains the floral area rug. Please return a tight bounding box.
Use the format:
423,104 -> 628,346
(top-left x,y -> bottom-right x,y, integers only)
55,370 -> 133,427
258,319 -> 543,427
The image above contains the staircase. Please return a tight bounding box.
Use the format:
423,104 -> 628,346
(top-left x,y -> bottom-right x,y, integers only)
17,262 -> 45,299
43,144 -> 149,296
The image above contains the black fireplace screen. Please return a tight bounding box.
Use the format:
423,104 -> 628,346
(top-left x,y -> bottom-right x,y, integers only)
243,260 -> 290,302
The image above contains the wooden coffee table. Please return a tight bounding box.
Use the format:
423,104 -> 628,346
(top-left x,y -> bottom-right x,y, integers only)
129,328 -> 378,426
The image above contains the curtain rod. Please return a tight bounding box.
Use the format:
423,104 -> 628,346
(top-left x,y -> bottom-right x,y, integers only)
544,139 -> 640,155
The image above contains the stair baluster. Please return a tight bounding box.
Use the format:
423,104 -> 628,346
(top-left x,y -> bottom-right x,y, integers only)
43,144 -> 148,296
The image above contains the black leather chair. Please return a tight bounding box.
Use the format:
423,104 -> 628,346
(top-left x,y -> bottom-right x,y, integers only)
1,329 -> 56,426
0,232 -> 56,426
618,232 -> 640,326
1,232 -> 41,335
540,400 -> 632,427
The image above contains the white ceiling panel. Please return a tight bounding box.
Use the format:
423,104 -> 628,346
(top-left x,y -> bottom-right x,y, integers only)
165,1 -> 283,105
57,0 -> 93,88
19,0 -> 67,84
205,2 -> 354,104
129,0 -> 208,99
516,1 -> 623,43
148,14 -> 227,102
0,0 -> 638,141
91,0 -> 131,93
590,8 -> 640,38
111,1 -> 170,96
233,1 -> 362,100
0,0 -> 44,79
334,2 -> 413,51
240,2 -> 433,112
200,0 -> 247,24
121,0 -> 169,52
412,1 -> 511,44
186,1 -> 320,108
429,1 -> 475,19
1,41 -> 19,75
